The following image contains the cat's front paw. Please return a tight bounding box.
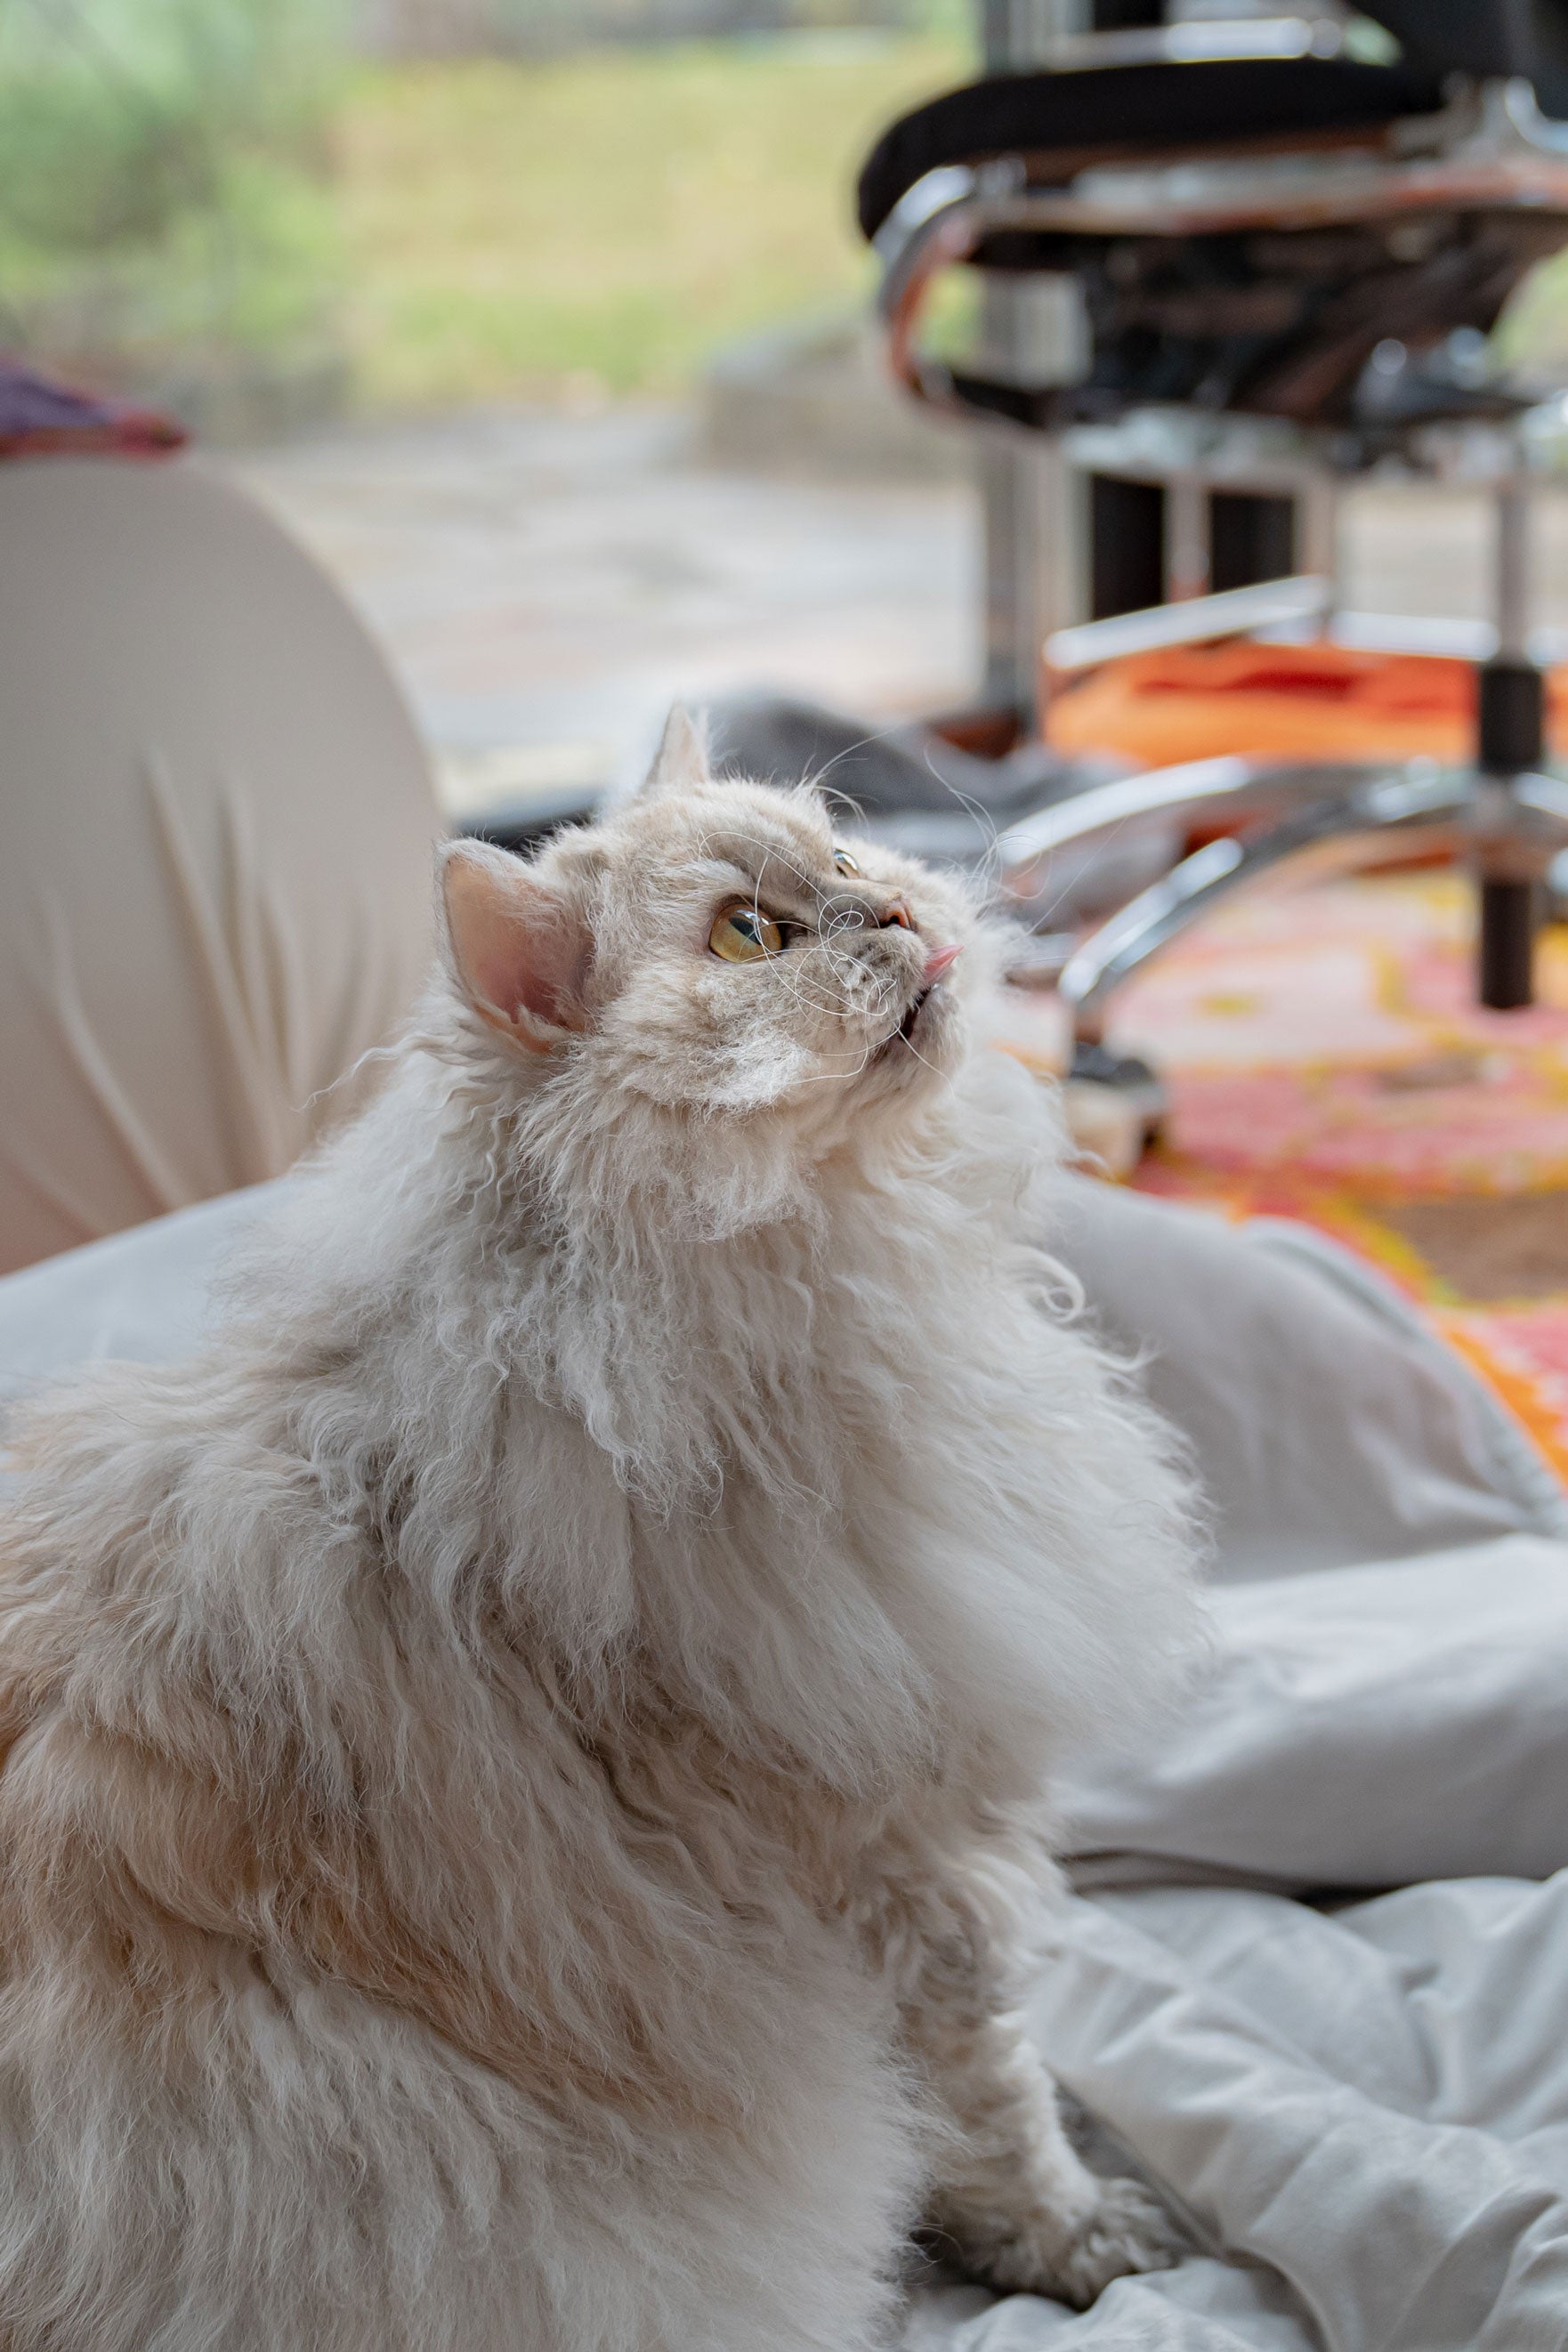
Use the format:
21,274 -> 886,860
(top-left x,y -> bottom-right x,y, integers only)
981,2175 -> 1182,2310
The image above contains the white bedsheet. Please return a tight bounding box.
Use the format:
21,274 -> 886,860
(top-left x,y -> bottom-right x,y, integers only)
919,1542 -> 1568,2349
4,1176 -> 1568,2348
901,1189 -> 1568,2349
915,1863 -> 1568,2349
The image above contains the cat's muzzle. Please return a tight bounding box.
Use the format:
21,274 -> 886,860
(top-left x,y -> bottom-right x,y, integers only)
884,941 -> 962,1056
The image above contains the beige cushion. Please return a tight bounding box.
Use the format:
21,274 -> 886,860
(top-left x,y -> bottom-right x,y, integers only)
0,455 -> 442,1275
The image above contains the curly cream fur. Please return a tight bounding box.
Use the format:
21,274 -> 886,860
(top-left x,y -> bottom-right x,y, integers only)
0,738 -> 1199,2350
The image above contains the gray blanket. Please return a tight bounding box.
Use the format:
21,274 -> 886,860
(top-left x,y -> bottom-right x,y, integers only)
4,1172 -> 1566,2349
909,1187 -> 1568,2350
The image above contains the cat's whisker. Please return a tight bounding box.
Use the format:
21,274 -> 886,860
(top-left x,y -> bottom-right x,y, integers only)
795,718 -> 909,803
692,824 -> 827,907
934,769 -> 1009,904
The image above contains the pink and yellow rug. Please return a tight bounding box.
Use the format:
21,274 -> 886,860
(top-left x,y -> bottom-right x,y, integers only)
1084,872 -> 1568,1483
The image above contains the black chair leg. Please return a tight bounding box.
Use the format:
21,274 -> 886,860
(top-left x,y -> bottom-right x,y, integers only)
1475,658 -> 1545,1009
1479,876 -> 1536,1010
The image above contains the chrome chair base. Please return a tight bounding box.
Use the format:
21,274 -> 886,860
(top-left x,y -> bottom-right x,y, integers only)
1000,755 -> 1568,1042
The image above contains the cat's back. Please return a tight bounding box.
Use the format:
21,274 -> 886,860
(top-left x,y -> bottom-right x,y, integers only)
0,1339 -> 924,2352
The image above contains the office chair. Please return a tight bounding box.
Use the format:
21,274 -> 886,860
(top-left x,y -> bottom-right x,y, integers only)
861,4 -> 1568,1026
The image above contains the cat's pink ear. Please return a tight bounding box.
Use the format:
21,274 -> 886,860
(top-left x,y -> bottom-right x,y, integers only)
640,704 -> 710,797
440,843 -> 592,1052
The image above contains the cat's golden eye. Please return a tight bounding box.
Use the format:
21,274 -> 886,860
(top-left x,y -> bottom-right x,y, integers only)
832,846 -> 860,876
708,904 -> 784,963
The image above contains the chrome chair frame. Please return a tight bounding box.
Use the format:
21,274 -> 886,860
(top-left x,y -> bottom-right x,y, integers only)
874,78 -> 1568,436
871,64 -> 1568,1021
1000,747 -> 1568,1037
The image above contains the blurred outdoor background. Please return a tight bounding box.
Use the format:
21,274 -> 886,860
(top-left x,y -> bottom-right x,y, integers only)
16,0 -> 1568,817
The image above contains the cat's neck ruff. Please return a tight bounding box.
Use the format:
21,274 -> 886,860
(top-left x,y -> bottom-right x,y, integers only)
246,1025 -> 1192,1805
432,1014 -> 1049,1499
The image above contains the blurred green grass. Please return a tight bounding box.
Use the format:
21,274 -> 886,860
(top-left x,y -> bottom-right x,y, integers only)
0,12 -> 967,416
0,0 -> 346,380
335,34 -> 968,409
22,9 -> 1568,428
38,13 -> 1568,423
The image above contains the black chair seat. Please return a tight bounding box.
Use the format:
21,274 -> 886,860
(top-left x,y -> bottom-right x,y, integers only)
857,58 -> 1448,245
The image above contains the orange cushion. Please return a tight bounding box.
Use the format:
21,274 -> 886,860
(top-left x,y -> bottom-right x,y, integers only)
1046,639 -> 1568,768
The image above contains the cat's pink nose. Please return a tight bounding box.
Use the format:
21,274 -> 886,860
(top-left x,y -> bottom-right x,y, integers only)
924,943 -> 962,986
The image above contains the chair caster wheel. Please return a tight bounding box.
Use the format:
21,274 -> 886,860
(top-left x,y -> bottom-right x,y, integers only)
1063,1043 -> 1167,1173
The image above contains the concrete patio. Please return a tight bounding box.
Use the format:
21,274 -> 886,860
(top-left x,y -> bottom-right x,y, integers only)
232,402 -> 1568,826
233,404 -> 979,824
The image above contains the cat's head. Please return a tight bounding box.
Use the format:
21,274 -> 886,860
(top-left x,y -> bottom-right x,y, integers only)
437,710 -> 979,1149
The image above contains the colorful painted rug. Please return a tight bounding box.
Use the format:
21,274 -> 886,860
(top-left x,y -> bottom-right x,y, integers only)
1081,871 -> 1568,1483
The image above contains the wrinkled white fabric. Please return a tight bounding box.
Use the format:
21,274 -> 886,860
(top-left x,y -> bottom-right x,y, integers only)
0,455 -> 442,1276
1049,1179 -> 1565,1579
0,1179 -> 267,1418
1018,1881 -> 1568,2352
4,1176 -> 1568,2349
1060,1539 -> 1568,1892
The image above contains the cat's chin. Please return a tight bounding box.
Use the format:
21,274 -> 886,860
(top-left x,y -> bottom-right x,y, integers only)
894,986 -> 933,1048
870,976 -> 958,1074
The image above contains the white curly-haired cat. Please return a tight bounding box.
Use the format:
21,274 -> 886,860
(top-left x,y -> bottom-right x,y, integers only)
0,715 -> 1198,2352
